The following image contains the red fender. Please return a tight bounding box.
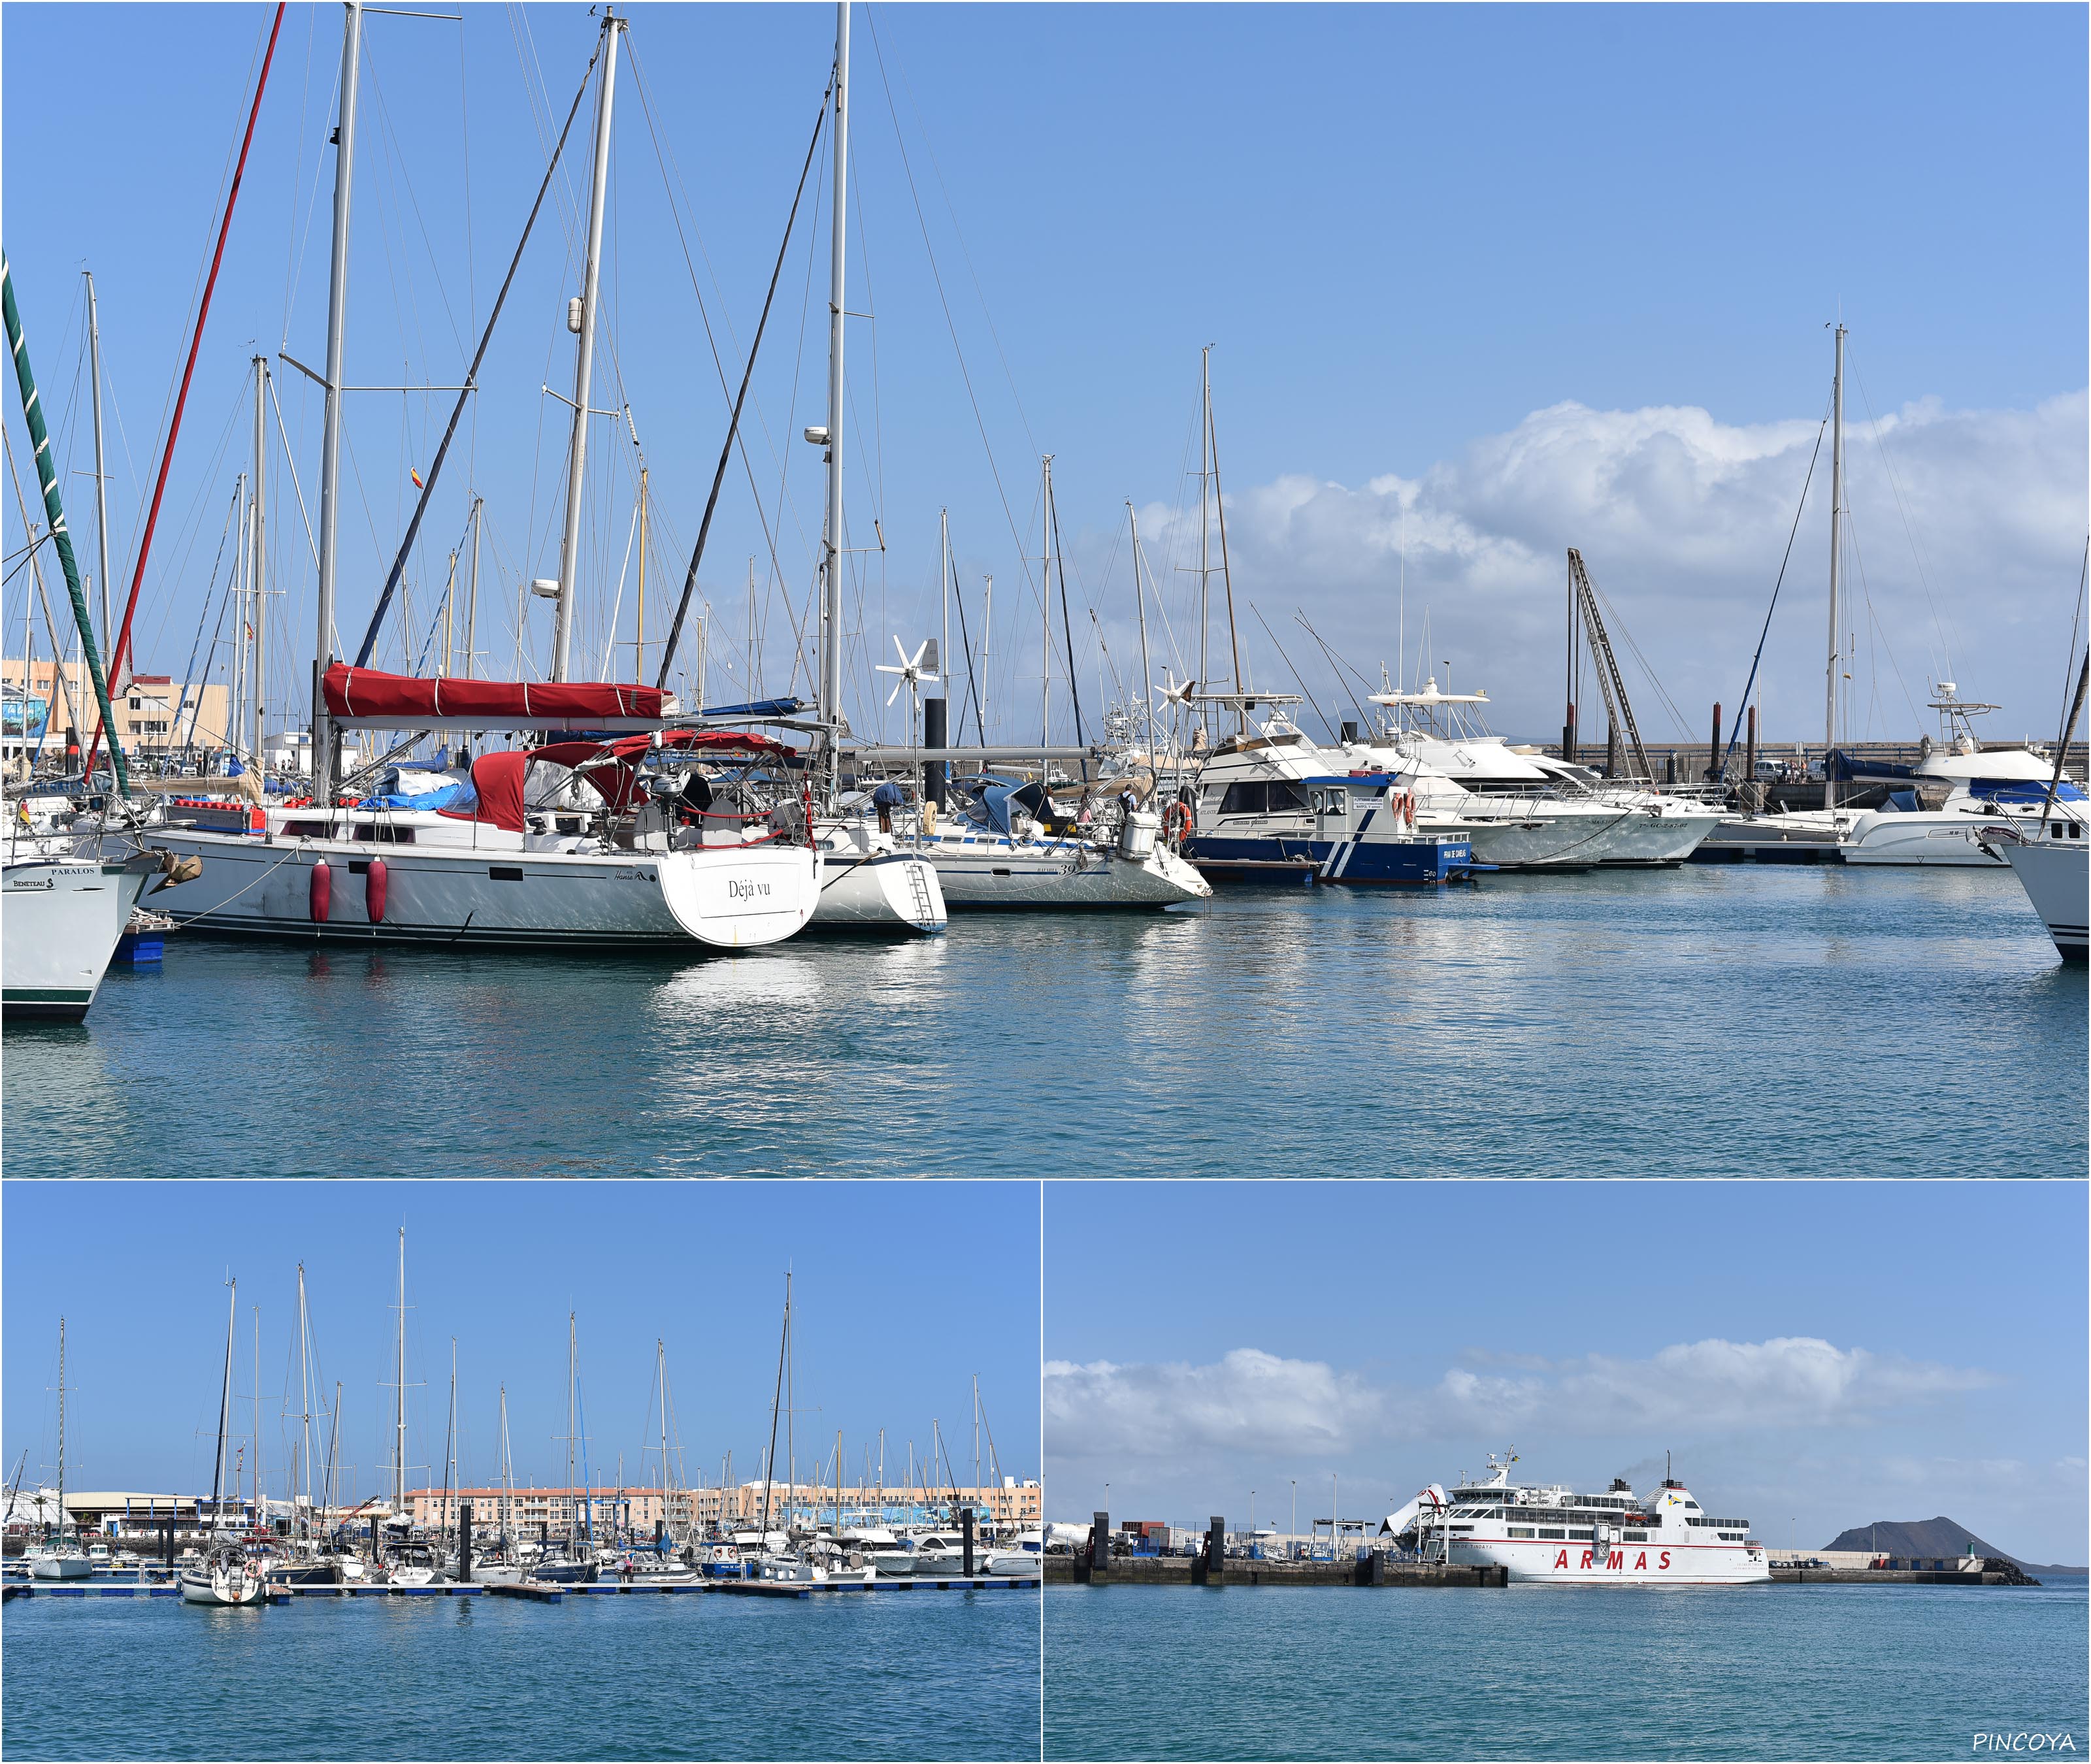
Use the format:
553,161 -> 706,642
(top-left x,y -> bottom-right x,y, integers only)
309,859 -> 332,923
365,857 -> 388,924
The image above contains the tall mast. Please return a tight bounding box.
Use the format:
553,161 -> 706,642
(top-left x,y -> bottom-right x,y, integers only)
311,0 -> 364,810
323,1382 -> 342,1538
981,576 -> 993,743
566,1313 -> 578,1546
463,496 -> 482,682
1208,366 -> 1245,736
817,1 -> 851,796
214,1281 -> 237,1532
1198,347 -> 1211,738
296,1264 -> 313,1529
498,1386 -> 512,1541
939,508 -> 951,733
393,1228 -> 406,1514
1128,502 -> 1153,755
1040,457 -> 1053,748
1823,322 -> 1846,813
55,1320 -> 66,1534
442,1338 -> 457,1544
84,273 -> 112,653
253,1302 -> 262,1530
657,1339 -> 670,1542
550,10 -> 623,681
231,473 -> 249,757
251,356 -> 267,768
634,466 -> 649,681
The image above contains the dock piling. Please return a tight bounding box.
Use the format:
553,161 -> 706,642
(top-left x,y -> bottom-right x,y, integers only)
962,1507 -> 974,1576
459,1501 -> 472,1584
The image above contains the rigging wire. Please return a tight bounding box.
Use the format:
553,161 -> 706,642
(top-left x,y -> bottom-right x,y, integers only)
1718,400 -> 1830,779
860,7 -> 1034,593
1849,348 -> 1956,685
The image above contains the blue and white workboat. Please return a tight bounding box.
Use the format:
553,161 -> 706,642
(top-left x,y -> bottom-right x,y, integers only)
1179,725 -> 1476,885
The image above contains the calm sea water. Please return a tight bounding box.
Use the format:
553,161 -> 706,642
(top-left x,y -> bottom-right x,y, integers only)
4,866 -> 2081,1177
1044,1582 -> 2088,1761
1,1586 -> 1040,1761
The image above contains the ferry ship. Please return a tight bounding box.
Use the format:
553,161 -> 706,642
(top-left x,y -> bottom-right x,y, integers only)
1383,1452 -> 1770,1585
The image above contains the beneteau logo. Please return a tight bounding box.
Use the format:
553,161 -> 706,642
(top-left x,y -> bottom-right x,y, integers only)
1973,1738 -> 2077,1754
727,877 -> 771,901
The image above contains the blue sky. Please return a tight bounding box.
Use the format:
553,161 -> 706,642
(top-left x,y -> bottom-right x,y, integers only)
3,4 -> 2083,747
1045,1182 -> 2088,1563
3,1181 -> 1039,1503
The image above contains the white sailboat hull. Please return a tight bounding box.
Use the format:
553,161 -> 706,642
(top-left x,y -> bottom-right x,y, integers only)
3,855 -> 154,1019
2000,837 -> 2088,961
144,828 -> 820,949
178,1564 -> 266,1605
25,1553 -> 95,1580
927,836 -> 1210,907
809,846 -> 947,932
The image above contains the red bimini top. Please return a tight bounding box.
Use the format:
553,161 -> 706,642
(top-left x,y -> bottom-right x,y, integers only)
441,729 -> 798,832
323,664 -> 671,730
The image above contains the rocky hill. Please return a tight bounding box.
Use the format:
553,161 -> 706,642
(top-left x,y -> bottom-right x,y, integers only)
1824,1516 -> 2085,1576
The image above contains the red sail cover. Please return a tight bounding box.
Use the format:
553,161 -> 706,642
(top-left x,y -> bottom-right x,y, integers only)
323,664 -> 668,728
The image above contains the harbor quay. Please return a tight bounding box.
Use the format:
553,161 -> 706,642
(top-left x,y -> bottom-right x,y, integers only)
1049,1516 -> 2048,1590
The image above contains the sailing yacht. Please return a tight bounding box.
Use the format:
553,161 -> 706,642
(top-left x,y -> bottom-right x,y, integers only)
180,1280 -> 266,1607
921,774 -> 1211,905
144,8 -> 821,951
25,1322 -> 92,1580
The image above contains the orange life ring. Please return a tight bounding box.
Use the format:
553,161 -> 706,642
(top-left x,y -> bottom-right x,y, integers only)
1164,800 -> 1194,846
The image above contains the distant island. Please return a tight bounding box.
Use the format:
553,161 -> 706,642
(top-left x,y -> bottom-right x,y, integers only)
1824,1516 -> 2086,1576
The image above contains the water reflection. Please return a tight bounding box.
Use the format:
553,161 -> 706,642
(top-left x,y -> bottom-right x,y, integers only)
3,872 -> 2081,1178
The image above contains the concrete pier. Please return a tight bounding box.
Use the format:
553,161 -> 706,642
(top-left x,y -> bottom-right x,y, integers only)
1046,1556 -> 1505,1588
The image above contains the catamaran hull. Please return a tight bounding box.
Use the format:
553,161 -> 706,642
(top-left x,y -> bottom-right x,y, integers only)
142,830 -> 820,949
2000,838 -> 2088,962
3,857 -> 154,1019
809,849 -> 947,932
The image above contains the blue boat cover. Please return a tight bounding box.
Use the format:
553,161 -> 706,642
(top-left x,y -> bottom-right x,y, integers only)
699,697 -> 806,721
356,782 -> 469,813
962,774 -> 1047,834
1971,778 -> 2086,806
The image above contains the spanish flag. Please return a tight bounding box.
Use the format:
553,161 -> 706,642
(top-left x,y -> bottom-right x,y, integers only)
410,466 -> 425,489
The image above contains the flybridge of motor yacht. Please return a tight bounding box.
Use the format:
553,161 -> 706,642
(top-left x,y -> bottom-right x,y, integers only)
1383,1452 -> 1770,1585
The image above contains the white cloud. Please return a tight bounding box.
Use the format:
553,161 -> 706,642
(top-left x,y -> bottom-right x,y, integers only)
1043,1348 -> 1386,1461
1427,1337 -> 2001,1437
1046,1337 -> 1999,1467
1106,389 -> 2088,740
